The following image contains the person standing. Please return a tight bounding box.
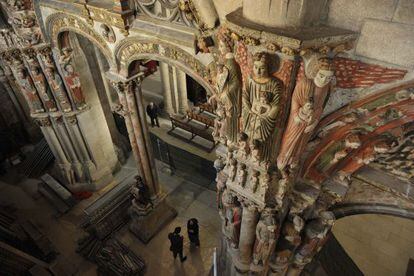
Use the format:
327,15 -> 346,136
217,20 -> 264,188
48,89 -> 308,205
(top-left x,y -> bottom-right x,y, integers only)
187,218 -> 200,247
146,102 -> 160,127
168,227 -> 187,262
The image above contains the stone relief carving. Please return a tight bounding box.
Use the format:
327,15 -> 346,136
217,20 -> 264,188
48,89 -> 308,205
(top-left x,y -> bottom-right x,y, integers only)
242,52 -> 283,162
270,215 -> 304,273
277,57 -> 335,173
100,24 -> 116,43
222,191 -> 242,248
44,67 -> 72,112
291,212 -> 335,269
15,67 -> 44,114
31,66 -> 58,112
59,48 -> 87,111
253,208 -> 277,266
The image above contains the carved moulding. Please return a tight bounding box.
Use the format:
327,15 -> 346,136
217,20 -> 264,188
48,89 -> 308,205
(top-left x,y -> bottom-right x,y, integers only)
45,12 -> 116,69
114,37 -> 214,94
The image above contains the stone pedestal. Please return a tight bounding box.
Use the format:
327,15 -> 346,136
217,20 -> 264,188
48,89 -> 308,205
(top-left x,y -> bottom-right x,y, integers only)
129,196 -> 177,243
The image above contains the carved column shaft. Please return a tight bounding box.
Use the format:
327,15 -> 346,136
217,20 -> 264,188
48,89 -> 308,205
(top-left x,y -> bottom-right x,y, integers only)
125,79 -> 157,196
238,205 -> 259,265
159,62 -> 174,114
177,69 -> 188,114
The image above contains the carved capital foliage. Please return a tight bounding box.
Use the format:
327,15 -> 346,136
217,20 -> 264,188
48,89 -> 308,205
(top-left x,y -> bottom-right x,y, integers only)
65,115 -> 78,125
36,117 -> 51,127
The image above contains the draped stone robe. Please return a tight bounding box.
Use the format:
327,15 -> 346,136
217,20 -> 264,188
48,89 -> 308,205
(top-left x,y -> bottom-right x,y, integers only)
242,77 -> 282,161
277,78 -> 330,170
219,56 -> 242,144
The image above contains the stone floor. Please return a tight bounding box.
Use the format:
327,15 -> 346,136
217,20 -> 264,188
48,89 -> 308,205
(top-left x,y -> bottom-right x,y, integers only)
0,155 -> 221,276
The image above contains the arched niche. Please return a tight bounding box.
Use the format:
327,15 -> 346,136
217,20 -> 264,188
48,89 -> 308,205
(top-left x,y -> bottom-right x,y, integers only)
114,37 -> 215,95
45,12 -> 116,70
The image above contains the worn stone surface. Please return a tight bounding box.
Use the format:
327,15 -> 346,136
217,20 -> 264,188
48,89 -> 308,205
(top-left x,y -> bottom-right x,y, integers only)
327,0 -> 399,31
333,214 -> 414,276
212,0 -> 242,21
393,0 -> 414,25
356,19 -> 414,68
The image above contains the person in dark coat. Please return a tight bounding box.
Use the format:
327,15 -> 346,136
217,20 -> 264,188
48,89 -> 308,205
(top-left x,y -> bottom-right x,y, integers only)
146,102 -> 160,127
187,218 -> 200,247
168,227 -> 187,262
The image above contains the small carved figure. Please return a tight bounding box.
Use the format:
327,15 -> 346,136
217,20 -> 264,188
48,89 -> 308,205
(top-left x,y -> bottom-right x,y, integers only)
59,47 -> 73,67
213,106 -> 227,144
131,175 -> 152,209
213,156 -> 225,173
330,149 -> 348,165
250,140 -> 262,165
228,158 -> 237,182
271,216 -> 304,272
237,163 -> 247,187
44,67 -> 72,112
293,212 -> 334,267
22,30 -> 41,46
31,67 -> 57,112
100,24 -> 116,43
250,171 -> 260,192
253,209 -> 277,266
275,177 -> 288,206
223,197 -> 242,249
62,63 -> 87,110
243,52 -> 282,161
196,36 -> 214,54
237,132 -> 250,159
16,69 -> 44,114
6,0 -> 24,10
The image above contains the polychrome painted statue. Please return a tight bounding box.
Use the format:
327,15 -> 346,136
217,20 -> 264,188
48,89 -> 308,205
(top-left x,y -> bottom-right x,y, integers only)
242,52 -> 282,162
277,57 -> 335,172
253,209 -> 277,266
16,69 -> 44,114
63,63 -> 87,110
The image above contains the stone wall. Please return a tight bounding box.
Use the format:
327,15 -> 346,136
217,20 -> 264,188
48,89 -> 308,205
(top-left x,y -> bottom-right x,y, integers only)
333,214 -> 414,276
327,0 -> 414,69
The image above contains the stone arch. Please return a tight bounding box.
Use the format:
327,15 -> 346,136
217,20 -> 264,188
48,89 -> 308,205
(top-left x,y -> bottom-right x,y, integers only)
45,12 -> 116,69
332,203 -> 414,220
114,37 -> 214,95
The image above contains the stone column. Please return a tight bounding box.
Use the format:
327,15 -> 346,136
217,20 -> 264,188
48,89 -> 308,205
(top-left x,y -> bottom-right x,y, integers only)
108,72 -> 176,243
36,117 -> 75,185
159,62 -> 174,114
177,69 -> 189,114
171,66 -> 180,113
238,204 -> 259,267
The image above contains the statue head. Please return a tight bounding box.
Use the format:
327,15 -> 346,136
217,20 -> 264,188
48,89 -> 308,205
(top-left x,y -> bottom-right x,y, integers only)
16,68 -> 25,78
320,211 -> 335,226
64,63 -> 74,74
314,58 -> 335,88
345,133 -> 361,149
217,31 -> 233,56
302,101 -> 314,114
293,215 -> 305,232
253,52 -> 269,79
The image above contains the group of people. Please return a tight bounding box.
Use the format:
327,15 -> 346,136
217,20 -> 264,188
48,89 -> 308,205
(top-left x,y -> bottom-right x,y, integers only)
167,218 -> 200,263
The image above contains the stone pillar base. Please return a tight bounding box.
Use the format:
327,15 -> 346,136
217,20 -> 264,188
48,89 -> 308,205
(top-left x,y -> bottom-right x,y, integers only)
129,197 -> 177,244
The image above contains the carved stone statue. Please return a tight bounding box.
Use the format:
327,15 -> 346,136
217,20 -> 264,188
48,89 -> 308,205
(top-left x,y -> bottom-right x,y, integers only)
45,67 -> 72,112
227,158 -> 237,182
237,163 -> 247,187
242,52 -> 282,161
31,66 -> 57,112
62,63 -> 87,110
292,212 -> 334,267
213,106 -> 227,144
271,215 -> 304,273
216,31 -> 242,146
250,139 -> 262,165
250,170 -> 260,192
253,208 -> 277,266
237,132 -> 250,159
59,47 -> 73,67
223,195 -> 242,249
277,58 -> 335,172
131,175 -> 152,210
15,68 -> 44,114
